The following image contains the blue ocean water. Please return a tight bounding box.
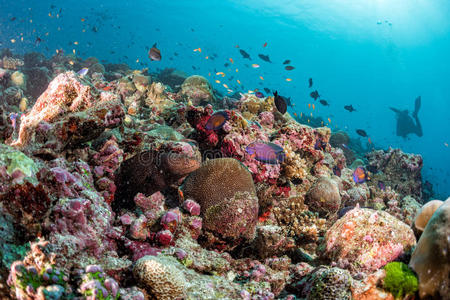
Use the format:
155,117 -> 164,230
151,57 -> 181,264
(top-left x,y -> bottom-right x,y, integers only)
1,0 -> 449,198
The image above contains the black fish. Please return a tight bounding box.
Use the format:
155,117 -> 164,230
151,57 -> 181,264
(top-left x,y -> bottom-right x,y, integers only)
285,66 -> 295,70
356,129 -> 368,137
264,88 -> 271,94
92,26 -> 98,32
310,90 -> 320,100
308,78 -> 313,88
258,54 -> 271,63
273,91 -> 287,114
35,37 -> 42,46
283,60 -> 290,65
344,105 -> 356,112
224,63 -> 230,67
239,49 -> 251,59
319,99 -> 329,106
10,17 -> 16,21
174,52 -> 178,56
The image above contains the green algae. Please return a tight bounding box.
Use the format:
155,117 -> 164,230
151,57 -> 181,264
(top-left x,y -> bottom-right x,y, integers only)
383,262 -> 418,299
0,144 -> 38,178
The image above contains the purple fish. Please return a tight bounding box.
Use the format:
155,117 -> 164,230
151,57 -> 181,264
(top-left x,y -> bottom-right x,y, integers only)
255,91 -> 264,98
9,113 -> 19,130
378,181 -> 386,191
77,68 -> 89,76
352,166 -> 367,184
205,111 -> 229,131
333,165 -> 341,177
245,141 -> 286,164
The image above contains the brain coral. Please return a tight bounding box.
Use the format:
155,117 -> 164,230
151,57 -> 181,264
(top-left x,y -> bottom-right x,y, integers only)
182,158 -> 258,248
180,75 -> 215,106
414,199 -> 443,231
133,255 -> 186,300
305,177 -> 341,217
301,266 -> 352,300
409,197 -> 449,299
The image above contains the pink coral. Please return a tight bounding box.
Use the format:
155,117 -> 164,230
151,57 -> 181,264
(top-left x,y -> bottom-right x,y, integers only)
12,71 -> 124,148
324,207 -> 416,274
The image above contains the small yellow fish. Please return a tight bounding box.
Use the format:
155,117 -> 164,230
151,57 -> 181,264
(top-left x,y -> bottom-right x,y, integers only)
10,39 -> 16,43
321,121 -> 324,126
69,60 -> 74,65
248,90 -> 255,94
136,58 -> 139,63
21,37 -> 23,42
73,49 -> 76,54
227,89 -> 233,93
82,29 -> 86,33
45,32 -> 49,36
310,112 -> 313,117
237,79 -> 241,84
48,12 -> 52,17
205,56 -> 209,59
259,76 -> 264,80
29,19 -> 32,23
19,98 -> 28,112
236,68 -> 239,72
251,64 -> 260,68
307,119 -> 310,123
216,72 -> 225,77
193,48 -> 202,52
215,80 -> 221,84
223,83 -> 229,89
286,78 -> 292,82
74,41 -> 79,45
328,118 -> 331,123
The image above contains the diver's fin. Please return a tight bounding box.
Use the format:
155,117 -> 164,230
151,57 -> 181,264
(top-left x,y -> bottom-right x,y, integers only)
389,107 -> 401,114
413,96 -> 421,118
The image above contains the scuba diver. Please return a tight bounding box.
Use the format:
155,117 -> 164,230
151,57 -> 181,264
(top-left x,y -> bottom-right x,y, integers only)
389,96 -> 423,138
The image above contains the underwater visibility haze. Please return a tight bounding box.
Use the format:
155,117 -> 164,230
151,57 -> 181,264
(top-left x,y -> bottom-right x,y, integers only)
0,0 -> 449,299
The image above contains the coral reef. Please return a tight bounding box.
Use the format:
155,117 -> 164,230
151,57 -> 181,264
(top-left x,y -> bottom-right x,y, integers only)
0,49 -> 442,300
366,148 -> 423,201
414,199 -> 443,231
323,207 -> 416,274
133,255 -> 186,300
305,177 -> 341,217
409,197 -> 449,299
182,158 -> 259,250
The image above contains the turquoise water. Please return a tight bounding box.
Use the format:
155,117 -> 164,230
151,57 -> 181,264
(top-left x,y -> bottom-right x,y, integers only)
1,0 -> 449,197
